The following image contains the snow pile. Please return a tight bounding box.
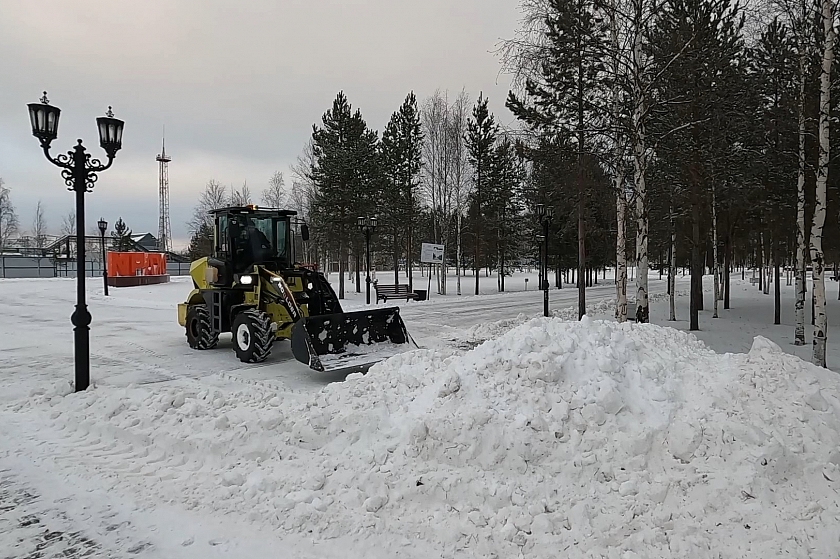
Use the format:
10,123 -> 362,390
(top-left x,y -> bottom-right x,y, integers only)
464,289 -> 684,344
13,317 -> 840,557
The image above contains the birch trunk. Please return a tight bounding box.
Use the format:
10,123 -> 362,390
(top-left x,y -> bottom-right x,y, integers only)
712,182 -> 719,318
812,0 -> 835,367
794,25 -> 808,346
338,239 -> 346,299
616,188 -> 628,322
632,0 -> 649,324
670,223 -> 677,321
669,187 -> 677,321
610,0 -> 627,323
456,212 -> 462,296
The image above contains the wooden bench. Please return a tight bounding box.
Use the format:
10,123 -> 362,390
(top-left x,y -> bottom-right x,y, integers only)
374,283 -> 419,303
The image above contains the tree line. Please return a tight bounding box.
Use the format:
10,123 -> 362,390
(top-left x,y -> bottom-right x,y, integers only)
183,0 -> 840,368
494,0 -> 840,368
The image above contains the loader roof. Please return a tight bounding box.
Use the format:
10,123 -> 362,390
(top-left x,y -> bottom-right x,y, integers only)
210,206 -> 298,217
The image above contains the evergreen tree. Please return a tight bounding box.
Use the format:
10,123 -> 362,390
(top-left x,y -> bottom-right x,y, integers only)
506,0 -> 610,318
465,93 -> 499,295
751,19 -> 799,324
310,92 -> 380,299
187,221 -> 214,260
111,217 -> 133,251
380,92 -> 424,289
647,0 -> 745,331
487,137 -> 523,292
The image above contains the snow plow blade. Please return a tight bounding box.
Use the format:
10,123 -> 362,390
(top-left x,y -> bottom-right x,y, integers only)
290,307 -> 418,374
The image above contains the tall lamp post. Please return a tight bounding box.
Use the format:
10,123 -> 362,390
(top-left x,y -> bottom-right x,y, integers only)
357,216 -> 378,304
536,204 -> 554,317
98,218 -> 109,297
27,92 -> 124,392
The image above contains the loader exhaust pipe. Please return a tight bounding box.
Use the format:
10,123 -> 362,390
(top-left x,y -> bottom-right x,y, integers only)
290,307 -> 417,374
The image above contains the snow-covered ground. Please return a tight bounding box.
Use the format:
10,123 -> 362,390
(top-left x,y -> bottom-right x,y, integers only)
2,271 -> 839,558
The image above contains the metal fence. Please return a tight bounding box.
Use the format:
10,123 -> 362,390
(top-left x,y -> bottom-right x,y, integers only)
0,256 -> 58,278
0,255 -> 192,279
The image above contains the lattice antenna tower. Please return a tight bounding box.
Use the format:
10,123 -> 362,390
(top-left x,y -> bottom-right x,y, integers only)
156,132 -> 172,253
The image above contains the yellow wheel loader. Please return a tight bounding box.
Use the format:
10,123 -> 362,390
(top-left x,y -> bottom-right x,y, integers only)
177,206 -> 416,373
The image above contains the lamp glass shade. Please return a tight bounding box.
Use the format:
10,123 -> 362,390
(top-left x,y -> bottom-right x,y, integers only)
96,114 -> 124,155
97,219 -> 108,233
536,204 -> 545,218
357,216 -> 365,228
27,102 -> 61,145
369,217 -> 378,229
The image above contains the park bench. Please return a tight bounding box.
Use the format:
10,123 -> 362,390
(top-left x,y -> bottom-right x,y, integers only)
626,302 -> 637,322
374,283 -> 419,303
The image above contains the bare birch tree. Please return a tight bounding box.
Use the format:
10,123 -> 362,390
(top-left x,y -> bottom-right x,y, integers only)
775,0 -> 816,346
449,91 -> 473,296
189,179 -> 228,234
61,209 -> 76,236
811,0 -> 836,367
0,179 -> 19,248
32,200 -> 48,248
421,91 -> 451,294
230,181 -> 253,207
262,171 -> 286,208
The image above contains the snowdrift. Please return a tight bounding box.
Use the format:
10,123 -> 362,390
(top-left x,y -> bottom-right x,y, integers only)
17,317 -> 840,558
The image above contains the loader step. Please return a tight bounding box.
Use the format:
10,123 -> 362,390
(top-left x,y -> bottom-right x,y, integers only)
374,283 -> 419,303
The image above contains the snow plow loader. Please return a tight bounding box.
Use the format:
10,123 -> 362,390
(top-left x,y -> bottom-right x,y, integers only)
177,206 -> 416,374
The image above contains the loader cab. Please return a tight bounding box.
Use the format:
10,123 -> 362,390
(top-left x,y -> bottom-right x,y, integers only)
211,206 -> 297,282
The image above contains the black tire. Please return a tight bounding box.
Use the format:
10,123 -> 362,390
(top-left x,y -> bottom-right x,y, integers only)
231,309 -> 274,363
186,305 -> 219,350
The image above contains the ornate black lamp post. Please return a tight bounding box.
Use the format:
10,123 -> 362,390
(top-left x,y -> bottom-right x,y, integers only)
27,92 -> 124,392
357,216 -> 378,304
98,218 -> 109,297
536,204 -> 554,317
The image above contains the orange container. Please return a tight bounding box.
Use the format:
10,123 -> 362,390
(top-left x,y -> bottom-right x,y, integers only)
107,252 -> 168,277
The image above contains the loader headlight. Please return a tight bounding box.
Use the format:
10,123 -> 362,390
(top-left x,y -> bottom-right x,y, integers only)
271,277 -> 282,283
239,274 -> 254,285
307,282 -> 314,290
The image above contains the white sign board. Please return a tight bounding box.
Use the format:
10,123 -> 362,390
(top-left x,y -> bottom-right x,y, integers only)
420,243 -> 444,264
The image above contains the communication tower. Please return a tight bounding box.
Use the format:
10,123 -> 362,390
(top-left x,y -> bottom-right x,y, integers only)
156,135 -> 172,253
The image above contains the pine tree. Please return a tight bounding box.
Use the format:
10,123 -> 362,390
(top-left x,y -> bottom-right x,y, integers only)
187,221 -> 214,260
310,92 -> 380,299
751,19 -> 799,325
111,217 -> 133,251
487,137 -> 522,292
380,92 -> 424,289
506,0 -> 610,318
465,93 -> 499,295
647,0 -> 746,331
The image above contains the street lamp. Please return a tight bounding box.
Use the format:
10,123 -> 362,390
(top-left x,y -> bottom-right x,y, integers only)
536,204 -> 554,317
28,92 -> 124,392
98,218 -> 109,297
357,216 -> 378,304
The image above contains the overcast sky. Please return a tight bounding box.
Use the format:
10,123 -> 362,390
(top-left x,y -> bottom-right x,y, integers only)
0,0 -> 521,249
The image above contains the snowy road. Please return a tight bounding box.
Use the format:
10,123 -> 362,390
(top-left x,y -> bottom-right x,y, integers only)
4,274 -> 840,558
0,275 -> 674,399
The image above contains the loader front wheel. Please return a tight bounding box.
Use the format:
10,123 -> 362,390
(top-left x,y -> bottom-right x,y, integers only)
186,305 -> 219,350
232,309 -> 274,363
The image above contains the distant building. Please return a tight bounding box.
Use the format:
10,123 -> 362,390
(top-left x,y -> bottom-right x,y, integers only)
130,233 -> 159,251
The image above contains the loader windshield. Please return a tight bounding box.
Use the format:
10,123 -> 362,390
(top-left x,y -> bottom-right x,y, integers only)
229,214 -> 288,272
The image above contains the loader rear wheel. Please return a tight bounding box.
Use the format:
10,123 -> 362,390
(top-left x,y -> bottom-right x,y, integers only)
186,305 -> 219,350
232,309 -> 274,363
